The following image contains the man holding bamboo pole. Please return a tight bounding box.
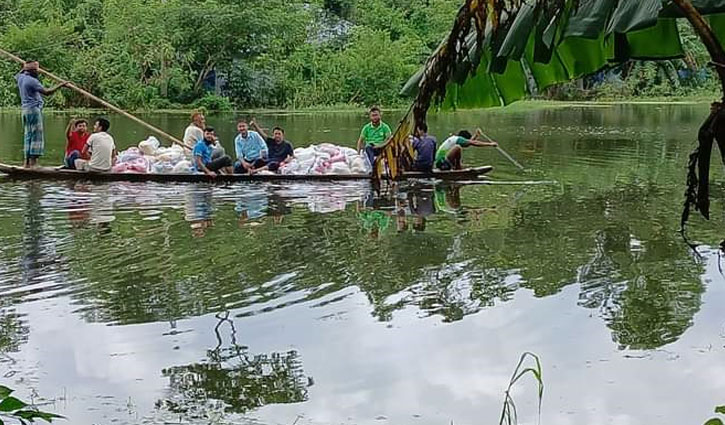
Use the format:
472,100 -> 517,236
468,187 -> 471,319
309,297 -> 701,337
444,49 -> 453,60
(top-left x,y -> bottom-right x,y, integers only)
15,60 -> 69,167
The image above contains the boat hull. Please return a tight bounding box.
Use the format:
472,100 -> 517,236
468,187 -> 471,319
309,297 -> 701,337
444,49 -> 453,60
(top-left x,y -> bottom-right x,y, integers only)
0,163 -> 493,183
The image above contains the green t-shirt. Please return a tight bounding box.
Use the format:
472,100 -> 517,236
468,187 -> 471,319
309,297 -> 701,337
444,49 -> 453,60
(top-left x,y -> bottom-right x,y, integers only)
360,122 -> 392,147
435,136 -> 467,165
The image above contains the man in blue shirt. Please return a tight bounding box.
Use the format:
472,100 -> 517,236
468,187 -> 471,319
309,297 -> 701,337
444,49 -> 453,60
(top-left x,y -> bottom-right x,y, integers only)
233,120 -> 268,174
410,122 -> 436,173
15,61 -> 68,168
193,127 -> 233,177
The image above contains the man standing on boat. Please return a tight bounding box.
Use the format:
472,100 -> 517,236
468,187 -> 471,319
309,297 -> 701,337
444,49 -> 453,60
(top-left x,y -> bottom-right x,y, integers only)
233,120 -> 268,174
251,119 -> 294,173
356,106 -> 392,167
15,61 -> 69,168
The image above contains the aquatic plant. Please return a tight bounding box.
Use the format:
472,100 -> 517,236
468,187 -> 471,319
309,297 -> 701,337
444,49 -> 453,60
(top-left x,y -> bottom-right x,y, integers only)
498,352 -> 544,425
0,385 -> 63,424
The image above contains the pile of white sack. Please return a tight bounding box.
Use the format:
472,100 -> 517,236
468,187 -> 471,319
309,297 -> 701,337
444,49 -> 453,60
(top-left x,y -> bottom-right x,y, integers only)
112,139 -> 371,176
112,136 -> 193,174
279,143 -> 372,176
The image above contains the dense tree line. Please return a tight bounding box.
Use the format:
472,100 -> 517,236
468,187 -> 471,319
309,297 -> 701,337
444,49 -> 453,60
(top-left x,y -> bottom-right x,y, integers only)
0,0 -> 460,109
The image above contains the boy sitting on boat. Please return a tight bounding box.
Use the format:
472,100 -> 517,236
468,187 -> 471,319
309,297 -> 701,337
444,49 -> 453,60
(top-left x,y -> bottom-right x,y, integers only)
192,127 -> 234,177
74,118 -> 117,172
64,118 -> 90,169
410,122 -> 437,173
357,106 -> 392,166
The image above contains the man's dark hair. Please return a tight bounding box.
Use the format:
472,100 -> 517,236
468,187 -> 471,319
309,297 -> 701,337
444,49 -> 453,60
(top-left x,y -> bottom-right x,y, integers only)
96,118 -> 110,132
369,106 -> 381,113
204,126 -> 215,133
237,119 -> 247,125
273,126 -> 284,134
458,130 -> 472,139
417,123 -> 428,133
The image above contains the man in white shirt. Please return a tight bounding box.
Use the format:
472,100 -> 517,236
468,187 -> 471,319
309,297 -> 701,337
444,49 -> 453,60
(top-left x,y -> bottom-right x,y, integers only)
183,110 -> 226,159
183,111 -> 205,148
75,118 -> 117,172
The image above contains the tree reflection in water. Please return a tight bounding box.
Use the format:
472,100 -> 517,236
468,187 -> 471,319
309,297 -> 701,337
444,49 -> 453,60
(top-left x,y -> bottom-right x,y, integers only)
157,312 -> 310,418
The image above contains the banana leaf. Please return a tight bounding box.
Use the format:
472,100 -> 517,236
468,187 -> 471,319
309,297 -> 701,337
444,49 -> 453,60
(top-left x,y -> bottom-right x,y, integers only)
564,0 -> 617,38
625,18 -> 684,60
606,0 -> 662,34
708,13 -> 725,50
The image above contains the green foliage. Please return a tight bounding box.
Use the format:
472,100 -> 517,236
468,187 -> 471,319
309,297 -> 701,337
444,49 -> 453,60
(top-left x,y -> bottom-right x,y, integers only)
193,93 -> 233,112
0,0 -> 460,110
0,385 -> 64,424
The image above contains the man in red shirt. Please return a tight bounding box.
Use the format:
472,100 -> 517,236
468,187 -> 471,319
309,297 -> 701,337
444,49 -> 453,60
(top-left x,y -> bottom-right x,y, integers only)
64,118 -> 90,169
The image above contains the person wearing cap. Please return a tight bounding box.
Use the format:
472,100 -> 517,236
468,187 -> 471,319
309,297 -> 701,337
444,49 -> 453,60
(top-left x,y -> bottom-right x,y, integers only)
15,61 -> 69,167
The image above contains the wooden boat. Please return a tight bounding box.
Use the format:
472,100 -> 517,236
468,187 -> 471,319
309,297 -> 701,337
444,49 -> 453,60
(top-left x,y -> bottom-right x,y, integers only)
0,163 -> 493,183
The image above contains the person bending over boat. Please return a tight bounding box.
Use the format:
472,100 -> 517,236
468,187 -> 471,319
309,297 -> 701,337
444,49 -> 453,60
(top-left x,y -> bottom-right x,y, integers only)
410,122 -> 436,172
193,127 -> 234,177
15,60 -> 69,168
250,120 -> 294,173
435,130 -> 497,171
356,106 -> 392,167
184,111 -> 226,159
233,120 -> 268,174
63,118 -> 90,169
74,118 -> 117,172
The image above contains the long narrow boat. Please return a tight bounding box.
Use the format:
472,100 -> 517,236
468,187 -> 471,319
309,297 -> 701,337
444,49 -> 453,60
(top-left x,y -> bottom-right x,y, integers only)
0,163 -> 493,183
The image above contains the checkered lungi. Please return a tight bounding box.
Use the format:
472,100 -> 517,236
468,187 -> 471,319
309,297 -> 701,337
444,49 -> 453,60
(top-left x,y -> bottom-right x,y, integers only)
21,107 -> 44,159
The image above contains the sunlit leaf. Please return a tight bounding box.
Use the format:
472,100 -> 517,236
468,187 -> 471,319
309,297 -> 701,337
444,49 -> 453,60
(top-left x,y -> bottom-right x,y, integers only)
0,386 -> 12,399
0,396 -> 27,412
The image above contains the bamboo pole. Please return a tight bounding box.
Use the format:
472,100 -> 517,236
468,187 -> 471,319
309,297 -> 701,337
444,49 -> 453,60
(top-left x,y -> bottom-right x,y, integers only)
0,47 -> 190,150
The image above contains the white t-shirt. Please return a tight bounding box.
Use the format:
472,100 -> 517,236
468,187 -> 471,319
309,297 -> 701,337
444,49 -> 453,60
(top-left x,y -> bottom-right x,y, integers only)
183,125 -> 203,147
87,132 -> 116,171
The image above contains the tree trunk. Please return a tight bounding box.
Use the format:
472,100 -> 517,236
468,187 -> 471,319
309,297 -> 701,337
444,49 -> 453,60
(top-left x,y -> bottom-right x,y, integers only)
674,0 -> 725,228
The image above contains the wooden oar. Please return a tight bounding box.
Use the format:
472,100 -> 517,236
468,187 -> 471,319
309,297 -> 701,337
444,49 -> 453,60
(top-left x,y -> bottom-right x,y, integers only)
0,47 -> 190,151
475,127 -> 525,171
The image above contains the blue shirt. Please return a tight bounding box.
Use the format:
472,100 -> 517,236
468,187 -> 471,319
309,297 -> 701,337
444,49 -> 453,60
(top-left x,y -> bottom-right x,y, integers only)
15,73 -> 44,109
192,140 -> 213,171
234,131 -> 268,162
413,135 -> 437,167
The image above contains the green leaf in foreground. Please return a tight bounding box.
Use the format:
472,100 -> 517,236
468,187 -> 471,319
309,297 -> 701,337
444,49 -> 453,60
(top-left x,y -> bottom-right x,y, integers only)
14,410 -> 65,422
704,418 -> 724,425
0,386 -> 12,400
0,396 -> 27,412
716,406 -> 725,415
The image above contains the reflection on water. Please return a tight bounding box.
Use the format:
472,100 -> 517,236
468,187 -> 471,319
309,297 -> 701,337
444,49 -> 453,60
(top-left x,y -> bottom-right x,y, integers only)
158,312 -> 309,419
0,104 -> 724,425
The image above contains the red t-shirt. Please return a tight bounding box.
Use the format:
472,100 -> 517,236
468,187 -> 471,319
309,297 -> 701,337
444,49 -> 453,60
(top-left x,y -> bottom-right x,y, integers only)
66,131 -> 90,156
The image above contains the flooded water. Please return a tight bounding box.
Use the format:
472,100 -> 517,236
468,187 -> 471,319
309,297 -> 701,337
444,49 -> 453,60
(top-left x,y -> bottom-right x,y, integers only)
0,104 -> 724,425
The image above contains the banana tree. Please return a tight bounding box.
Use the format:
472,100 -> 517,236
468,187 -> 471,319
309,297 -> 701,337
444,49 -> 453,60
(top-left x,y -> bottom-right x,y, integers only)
384,0 -> 725,229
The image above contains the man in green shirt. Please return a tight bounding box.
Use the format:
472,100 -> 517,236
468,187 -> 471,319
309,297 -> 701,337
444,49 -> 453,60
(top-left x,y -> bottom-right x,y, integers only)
435,129 -> 497,170
356,106 -> 392,168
